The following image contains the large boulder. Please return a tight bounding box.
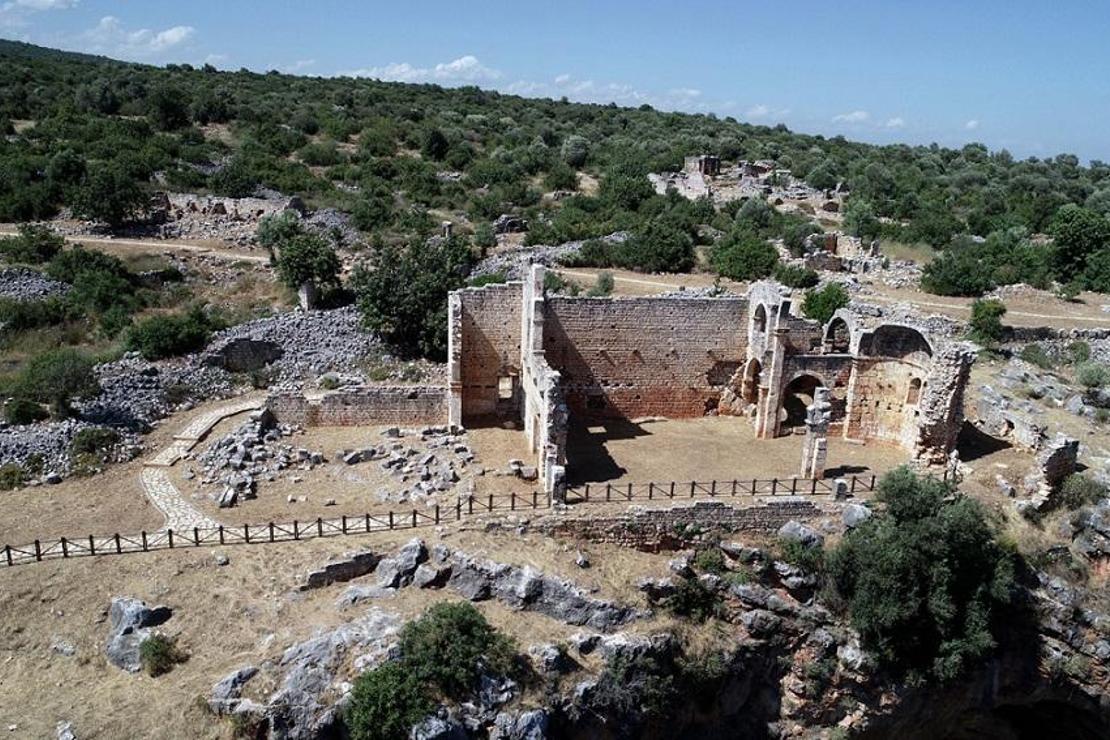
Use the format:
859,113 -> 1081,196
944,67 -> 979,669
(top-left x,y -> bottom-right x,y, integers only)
104,597 -> 172,672
777,520 -> 825,549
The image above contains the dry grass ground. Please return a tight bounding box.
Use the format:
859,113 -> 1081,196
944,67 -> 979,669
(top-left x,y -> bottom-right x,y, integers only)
565,416 -> 906,490
0,525 -> 673,739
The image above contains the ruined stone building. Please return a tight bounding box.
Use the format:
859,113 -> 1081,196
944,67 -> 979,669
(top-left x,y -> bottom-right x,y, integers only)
447,266 -> 976,498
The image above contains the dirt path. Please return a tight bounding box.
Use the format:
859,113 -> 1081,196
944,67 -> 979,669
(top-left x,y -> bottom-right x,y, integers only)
553,267 -> 1109,328
0,229 -> 269,264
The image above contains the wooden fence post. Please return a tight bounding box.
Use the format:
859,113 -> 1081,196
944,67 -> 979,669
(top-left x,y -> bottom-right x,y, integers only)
648,482 -> 654,500
293,520 -> 299,540
141,531 -> 148,552
218,525 -> 225,545
88,535 -> 95,556
316,518 -> 323,537
870,474 -> 877,490
167,529 -> 174,549
61,538 -> 68,558
365,514 -> 371,532
411,510 -> 417,528
690,481 -> 696,497
669,481 -> 675,498
243,524 -> 250,544
388,512 -> 394,530
710,480 -> 717,496
269,523 -> 275,542
511,492 -> 516,511
114,534 -> 121,554
790,478 -> 797,495
4,545 -> 11,566
771,479 -> 778,496
34,540 -> 41,561
342,516 -> 348,535
606,483 -> 611,501
584,483 -> 590,501
435,505 -> 440,524
194,527 -> 200,546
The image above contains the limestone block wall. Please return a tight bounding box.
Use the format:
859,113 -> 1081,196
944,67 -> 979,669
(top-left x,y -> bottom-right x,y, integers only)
267,386 -> 448,427
543,500 -> 826,552
456,282 -> 524,420
520,266 -> 568,497
781,354 -> 853,425
543,296 -> 749,419
842,357 -> 930,446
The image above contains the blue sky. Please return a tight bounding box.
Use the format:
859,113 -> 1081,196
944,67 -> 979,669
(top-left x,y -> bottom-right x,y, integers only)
3,1 -> 1109,161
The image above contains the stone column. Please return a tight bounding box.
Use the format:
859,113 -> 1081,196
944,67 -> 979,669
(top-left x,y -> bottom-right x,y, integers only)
446,292 -> 463,428
800,387 -> 832,480
297,281 -> 317,311
756,327 -> 788,439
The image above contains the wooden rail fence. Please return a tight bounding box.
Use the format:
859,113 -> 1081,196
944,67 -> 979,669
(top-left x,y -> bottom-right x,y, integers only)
1,475 -> 876,569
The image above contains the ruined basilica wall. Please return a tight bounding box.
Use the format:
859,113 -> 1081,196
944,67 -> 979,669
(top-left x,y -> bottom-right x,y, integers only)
543,296 -> 749,418
267,387 -> 448,427
842,356 -> 930,446
520,267 -> 569,495
456,282 -> 524,419
782,354 -> 854,425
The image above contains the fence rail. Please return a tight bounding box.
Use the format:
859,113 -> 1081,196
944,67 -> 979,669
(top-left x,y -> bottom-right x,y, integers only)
0,475 -> 876,569
563,473 -> 876,505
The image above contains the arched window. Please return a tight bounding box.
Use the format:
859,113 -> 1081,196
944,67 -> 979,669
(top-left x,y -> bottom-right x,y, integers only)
906,377 -> 922,405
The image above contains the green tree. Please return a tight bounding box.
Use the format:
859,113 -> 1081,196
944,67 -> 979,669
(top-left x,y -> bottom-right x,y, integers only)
421,128 -> 449,161
561,135 -> 589,167
826,467 -> 1016,682
711,229 -> 778,281
346,662 -> 433,740
843,198 -> 881,241
148,85 -> 191,130
71,165 -> 145,227
126,306 -> 216,360
1050,205 -> 1110,282
351,236 -> 472,359
1082,247 -> 1110,293
274,233 -> 341,295
802,282 -> 850,324
968,298 -> 1006,346
16,348 -> 100,416
0,224 -> 64,264
619,217 -> 694,273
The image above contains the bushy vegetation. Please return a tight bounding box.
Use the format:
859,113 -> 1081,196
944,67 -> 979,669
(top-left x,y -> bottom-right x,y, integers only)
139,634 -> 187,677
826,468 -> 1017,683
801,282 -> 850,324
710,228 -> 778,281
1057,474 -> 1106,510
351,237 -> 473,359
273,232 -> 341,296
346,603 -> 518,740
772,263 -> 819,288
14,347 -> 99,416
70,426 -> 119,456
0,224 -> 64,264
125,305 -> 219,360
4,397 -> 48,425
967,298 -> 1007,347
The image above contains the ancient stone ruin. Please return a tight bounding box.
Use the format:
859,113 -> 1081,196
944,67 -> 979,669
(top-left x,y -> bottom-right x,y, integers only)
447,266 -> 975,499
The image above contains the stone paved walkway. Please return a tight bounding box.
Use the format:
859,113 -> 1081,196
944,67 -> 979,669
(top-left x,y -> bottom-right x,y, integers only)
139,397 -> 263,531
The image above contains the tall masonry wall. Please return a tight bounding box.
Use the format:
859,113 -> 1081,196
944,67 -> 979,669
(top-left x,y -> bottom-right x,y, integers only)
267,387 -> 447,427
452,282 -> 524,420
543,296 -> 749,419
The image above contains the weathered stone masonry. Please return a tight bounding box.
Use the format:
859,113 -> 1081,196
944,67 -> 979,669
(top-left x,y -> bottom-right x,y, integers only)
267,387 -> 447,427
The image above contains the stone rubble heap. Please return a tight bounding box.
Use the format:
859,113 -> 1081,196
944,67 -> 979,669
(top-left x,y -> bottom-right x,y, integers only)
0,266 -> 70,302
0,418 -> 141,482
368,425 -> 471,505
194,408 -> 320,508
472,232 -> 629,280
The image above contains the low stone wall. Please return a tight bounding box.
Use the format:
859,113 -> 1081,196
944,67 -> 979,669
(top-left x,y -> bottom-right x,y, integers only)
543,500 -> 826,551
267,386 -> 448,427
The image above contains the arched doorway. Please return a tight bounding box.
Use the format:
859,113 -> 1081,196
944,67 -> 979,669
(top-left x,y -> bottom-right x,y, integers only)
740,358 -> 762,405
825,317 -> 850,354
780,374 -> 823,430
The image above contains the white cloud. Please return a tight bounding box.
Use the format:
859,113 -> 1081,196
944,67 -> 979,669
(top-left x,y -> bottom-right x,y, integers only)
745,103 -> 790,121
10,0 -> 77,9
281,59 -> 316,74
0,0 -> 76,27
884,117 -> 906,129
343,55 -> 502,84
833,110 -> 870,124
668,87 -> 702,100
965,119 -> 980,131
81,16 -> 196,57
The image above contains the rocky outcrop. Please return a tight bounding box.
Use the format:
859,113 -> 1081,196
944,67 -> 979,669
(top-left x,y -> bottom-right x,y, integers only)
103,597 -> 172,672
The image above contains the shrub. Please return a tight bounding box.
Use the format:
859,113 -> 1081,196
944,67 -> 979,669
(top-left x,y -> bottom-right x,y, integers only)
0,463 -> 27,491
1058,474 -> 1106,510
126,306 -> 216,360
661,576 -> 724,623
256,211 -> 303,254
1067,341 -> 1092,364
352,237 -> 472,360
561,135 -> 589,168
1075,361 -> 1110,389
139,634 -> 187,677
590,653 -> 677,721
4,397 -> 48,425
472,223 -> 496,251
0,224 -> 64,264
346,662 -> 434,740
618,218 -> 695,273
711,229 -> 778,281
1019,343 -> 1054,370
70,164 -> 146,227
586,271 -> 614,297
825,467 -> 1016,682
773,263 -> 819,289
274,233 -> 341,295
70,427 -> 119,456
16,348 -> 99,416
968,298 -> 1006,347
466,272 -> 507,288
777,537 -> 824,573
398,602 -> 517,699
692,547 -> 726,574
802,283 -> 850,324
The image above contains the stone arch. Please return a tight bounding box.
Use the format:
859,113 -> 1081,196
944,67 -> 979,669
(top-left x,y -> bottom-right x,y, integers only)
780,373 -> 823,430
753,304 -> 768,333
861,323 -> 933,362
824,316 -> 851,354
740,358 -> 762,404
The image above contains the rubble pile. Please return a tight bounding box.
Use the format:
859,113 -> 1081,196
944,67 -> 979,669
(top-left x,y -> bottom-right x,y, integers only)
367,425 -> 472,505
0,267 -> 70,302
194,409 -> 322,508
472,232 -> 628,280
